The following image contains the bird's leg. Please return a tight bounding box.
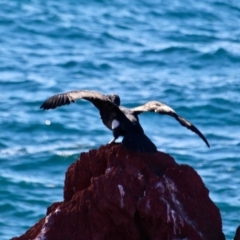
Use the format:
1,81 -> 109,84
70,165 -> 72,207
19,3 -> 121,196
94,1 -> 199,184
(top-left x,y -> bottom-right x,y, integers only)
108,137 -> 117,144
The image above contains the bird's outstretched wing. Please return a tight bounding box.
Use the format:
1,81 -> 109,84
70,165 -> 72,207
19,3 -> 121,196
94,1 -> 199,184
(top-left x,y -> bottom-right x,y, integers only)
40,90 -> 118,111
131,101 -> 210,148
40,90 -> 122,130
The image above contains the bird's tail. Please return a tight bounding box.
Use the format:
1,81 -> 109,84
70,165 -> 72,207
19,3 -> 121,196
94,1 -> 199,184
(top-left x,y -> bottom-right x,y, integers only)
122,132 -> 157,153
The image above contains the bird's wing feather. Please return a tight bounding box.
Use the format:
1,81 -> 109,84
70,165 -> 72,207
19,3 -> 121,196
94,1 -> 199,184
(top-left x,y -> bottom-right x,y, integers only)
40,90 -> 117,112
40,90 -> 125,130
131,101 -> 210,147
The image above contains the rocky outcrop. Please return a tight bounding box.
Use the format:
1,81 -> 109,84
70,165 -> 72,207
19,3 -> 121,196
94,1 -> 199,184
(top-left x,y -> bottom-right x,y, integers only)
12,144 -> 225,240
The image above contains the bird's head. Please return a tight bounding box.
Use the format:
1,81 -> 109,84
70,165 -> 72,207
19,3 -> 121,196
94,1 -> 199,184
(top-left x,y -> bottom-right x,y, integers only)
107,94 -> 120,106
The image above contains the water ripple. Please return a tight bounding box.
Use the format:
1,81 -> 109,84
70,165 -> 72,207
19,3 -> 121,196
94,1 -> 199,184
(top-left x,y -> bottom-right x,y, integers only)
1,0 -> 240,239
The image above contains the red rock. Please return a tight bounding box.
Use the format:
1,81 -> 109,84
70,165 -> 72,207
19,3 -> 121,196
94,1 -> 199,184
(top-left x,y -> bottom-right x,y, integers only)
11,144 -> 225,240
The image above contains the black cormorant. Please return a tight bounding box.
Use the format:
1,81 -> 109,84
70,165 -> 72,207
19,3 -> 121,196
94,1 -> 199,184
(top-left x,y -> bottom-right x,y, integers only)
40,90 -> 210,153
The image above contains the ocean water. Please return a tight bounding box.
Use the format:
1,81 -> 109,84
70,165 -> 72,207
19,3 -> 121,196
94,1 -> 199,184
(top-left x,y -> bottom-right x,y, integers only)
0,0 -> 240,239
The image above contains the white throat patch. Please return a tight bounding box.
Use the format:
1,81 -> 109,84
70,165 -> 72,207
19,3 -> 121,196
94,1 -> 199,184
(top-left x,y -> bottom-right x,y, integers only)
112,119 -> 120,129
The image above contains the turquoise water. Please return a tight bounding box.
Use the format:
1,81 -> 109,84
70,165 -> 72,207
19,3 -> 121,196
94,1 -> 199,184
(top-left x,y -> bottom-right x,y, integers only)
1,0 -> 240,239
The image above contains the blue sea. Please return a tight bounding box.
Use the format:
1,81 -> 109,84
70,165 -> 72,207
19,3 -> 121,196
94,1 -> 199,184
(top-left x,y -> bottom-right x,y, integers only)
0,0 -> 240,239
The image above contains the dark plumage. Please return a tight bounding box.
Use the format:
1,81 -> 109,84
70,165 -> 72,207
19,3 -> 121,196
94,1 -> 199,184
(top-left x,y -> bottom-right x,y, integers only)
40,90 -> 210,153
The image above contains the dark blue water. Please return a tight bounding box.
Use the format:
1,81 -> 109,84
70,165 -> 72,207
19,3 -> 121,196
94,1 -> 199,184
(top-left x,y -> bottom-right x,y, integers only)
1,1 -> 240,239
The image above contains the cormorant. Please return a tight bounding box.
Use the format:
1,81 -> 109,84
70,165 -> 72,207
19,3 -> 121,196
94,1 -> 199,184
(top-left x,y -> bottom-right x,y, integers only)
40,90 -> 210,153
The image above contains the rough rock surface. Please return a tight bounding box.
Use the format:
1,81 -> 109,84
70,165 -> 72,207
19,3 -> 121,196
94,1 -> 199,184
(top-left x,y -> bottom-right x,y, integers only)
12,144 -> 225,240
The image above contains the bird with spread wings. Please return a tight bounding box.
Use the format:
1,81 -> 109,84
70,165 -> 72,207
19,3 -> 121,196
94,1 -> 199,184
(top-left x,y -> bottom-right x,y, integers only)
40,90 -> 210,153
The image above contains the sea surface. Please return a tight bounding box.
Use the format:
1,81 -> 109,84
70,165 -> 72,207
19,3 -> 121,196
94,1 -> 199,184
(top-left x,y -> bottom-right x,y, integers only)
0,0 -> 240,239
